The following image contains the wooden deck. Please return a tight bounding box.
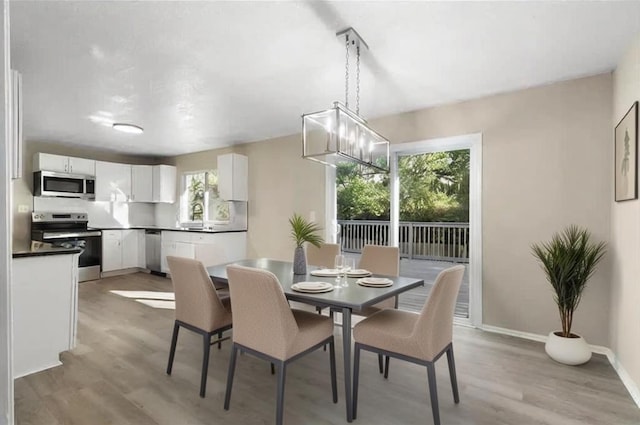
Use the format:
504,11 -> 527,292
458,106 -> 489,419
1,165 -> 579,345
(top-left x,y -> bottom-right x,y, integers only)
345,254 -> 470,317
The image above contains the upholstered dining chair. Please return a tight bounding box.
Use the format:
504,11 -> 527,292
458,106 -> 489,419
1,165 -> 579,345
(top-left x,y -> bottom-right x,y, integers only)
166,256 -> 233,398
355,244 -> 400,374
352,265 -> 465,425
224,265 -> 338,425
306,242 -> 340,268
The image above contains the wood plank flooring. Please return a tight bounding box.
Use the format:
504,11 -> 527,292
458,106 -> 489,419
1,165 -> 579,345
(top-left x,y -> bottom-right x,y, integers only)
15,272 -> 640,425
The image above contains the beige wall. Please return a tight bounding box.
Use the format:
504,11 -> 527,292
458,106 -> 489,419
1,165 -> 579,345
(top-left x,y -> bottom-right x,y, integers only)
373,74 -> 612,345
611,34 -> 640,395
173,74 -> 613,345
12,141 -> 163,246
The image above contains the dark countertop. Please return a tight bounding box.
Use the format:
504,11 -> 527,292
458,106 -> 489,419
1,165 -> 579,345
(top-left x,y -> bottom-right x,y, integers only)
90,225 -> 247,234
13,242 -> 83,259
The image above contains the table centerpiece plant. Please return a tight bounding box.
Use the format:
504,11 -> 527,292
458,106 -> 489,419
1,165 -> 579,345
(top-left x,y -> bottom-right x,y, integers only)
289,213 -> 323,275
531,225 -> 606,365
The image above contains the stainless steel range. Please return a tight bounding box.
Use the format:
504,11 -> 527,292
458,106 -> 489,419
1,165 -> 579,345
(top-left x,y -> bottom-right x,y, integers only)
31,212 -> 102,282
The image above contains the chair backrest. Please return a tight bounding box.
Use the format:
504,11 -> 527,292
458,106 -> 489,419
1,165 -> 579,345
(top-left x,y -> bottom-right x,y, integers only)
306,243 -> 340,268
226,265 -> 298,360
167,256 -> 228,332
412,265 -> 465,360
358,245 -> 400,277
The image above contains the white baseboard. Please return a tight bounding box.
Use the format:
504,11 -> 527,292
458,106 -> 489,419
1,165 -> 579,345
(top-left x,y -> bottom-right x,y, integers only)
479,324 -> 640,408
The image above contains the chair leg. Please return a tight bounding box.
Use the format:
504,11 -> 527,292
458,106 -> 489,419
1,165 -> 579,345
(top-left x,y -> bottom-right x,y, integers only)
378,354 -> 384,374
218,331 -> 223,349
166,322 -> 180,375
224,344 -> 239,410
276,362 -> 286,425
384,355 -> 390,379
200,333 -> 211,398
329,338 -> 338,403
446,345 -> 460,404
353,343 -> 361,420
426,362 -> 440,425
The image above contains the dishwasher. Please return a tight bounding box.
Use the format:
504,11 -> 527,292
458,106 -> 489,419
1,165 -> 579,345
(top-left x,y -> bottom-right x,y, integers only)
145,229 -> 162,274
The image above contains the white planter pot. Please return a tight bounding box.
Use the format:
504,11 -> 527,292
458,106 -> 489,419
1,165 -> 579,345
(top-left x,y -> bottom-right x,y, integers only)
545,331 -> 592,365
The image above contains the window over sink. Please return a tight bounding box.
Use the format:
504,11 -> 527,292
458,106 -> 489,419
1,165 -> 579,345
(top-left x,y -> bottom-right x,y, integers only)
180,170 -> 230,228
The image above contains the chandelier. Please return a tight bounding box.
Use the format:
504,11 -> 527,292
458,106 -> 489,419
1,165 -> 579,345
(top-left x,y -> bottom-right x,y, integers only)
302,27 -> 390,173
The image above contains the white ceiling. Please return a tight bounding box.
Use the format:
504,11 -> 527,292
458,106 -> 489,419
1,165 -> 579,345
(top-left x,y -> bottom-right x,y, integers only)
11,1 -> 640,157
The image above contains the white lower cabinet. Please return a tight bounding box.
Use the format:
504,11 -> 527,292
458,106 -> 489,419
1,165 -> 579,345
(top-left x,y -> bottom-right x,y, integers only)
12,253 -> 79,377
160,231 -> 247,273
102,229 -> 145,273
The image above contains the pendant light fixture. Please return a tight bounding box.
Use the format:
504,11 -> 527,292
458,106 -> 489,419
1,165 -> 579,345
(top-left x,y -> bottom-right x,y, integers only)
302,27 -> 390,173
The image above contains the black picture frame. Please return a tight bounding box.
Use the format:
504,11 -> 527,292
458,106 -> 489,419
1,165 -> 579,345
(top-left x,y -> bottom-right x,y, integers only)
615,101 -> 638,202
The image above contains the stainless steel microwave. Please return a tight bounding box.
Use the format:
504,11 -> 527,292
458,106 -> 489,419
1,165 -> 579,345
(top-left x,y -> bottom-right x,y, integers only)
33,171 -> 95,200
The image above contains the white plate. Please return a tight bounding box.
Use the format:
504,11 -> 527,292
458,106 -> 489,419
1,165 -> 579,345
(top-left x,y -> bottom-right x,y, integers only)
291,281 -> 334,293
357,277 -> 394,288
310,269 -> 341,277
347,269 -> 372,277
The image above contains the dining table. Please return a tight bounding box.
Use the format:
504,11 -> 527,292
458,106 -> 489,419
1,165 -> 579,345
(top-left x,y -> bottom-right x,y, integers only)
207,258 -> 424,423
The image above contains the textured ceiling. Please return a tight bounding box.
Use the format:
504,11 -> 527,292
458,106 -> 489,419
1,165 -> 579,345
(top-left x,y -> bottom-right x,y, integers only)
10,1 -> 640,156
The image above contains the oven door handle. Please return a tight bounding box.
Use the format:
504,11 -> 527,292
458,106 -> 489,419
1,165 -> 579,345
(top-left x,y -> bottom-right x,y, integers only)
42,231 -> 102,239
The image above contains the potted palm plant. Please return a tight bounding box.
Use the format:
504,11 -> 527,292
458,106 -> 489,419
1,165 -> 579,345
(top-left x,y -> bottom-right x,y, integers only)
289,213 -> 324,275
531,225 -> 606,365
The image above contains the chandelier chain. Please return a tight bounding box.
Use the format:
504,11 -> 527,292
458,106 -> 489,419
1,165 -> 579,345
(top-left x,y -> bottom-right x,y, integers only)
345,33 -> 350,109
356,45 -> 361,115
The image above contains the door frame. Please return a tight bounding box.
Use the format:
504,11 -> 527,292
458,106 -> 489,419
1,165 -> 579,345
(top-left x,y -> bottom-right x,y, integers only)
389,133 -> 483,327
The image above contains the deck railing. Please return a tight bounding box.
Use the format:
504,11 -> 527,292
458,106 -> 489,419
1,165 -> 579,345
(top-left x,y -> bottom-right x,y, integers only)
338,220 -> 469,263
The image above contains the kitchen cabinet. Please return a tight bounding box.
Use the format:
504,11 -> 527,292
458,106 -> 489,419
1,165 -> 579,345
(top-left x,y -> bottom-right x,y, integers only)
161,240 -> 194,273
217,153 -> 248,201
160,230 -> 247,273
12,252 -> 79,377
131,165 -> 153,202
102,229 -> 145,273
95,161 -> 132,202
33,153 -> 95,176
153,165 -> 176,203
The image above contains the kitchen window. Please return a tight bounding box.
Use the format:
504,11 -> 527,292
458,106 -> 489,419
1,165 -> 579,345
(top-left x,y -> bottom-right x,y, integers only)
180,170 -> 230,227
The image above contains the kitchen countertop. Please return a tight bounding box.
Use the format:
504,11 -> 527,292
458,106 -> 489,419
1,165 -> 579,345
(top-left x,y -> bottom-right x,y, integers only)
13,241 -> 83,258
90,225 -> 247,233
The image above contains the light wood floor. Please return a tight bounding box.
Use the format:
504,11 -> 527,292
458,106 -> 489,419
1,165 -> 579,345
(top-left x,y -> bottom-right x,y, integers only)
15,272 -> 640,425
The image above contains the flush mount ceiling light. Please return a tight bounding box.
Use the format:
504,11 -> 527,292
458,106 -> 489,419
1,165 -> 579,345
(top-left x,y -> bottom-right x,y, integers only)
112,123 -> 144,134
302,27 -> 390,173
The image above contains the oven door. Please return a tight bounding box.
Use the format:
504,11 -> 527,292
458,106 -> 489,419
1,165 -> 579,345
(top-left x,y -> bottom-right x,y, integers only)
42,231 -> 102,282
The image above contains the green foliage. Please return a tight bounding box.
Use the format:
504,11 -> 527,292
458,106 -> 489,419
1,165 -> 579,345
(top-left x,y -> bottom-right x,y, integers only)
531,226 -> 607,338
336,150 -> 470,222
289,213 -> 324,248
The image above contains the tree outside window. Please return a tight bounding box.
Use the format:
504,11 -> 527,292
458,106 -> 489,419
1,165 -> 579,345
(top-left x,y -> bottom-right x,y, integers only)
182,170 -> 230,225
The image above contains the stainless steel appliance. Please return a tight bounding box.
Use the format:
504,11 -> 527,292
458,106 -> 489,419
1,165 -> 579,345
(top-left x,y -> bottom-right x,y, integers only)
145,229 -> 162,274
33,170 -> 95,199
31,212 -> 102,282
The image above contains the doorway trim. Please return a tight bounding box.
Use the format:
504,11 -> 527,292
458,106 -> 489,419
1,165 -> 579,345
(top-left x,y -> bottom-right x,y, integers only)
389,133 -> 483,327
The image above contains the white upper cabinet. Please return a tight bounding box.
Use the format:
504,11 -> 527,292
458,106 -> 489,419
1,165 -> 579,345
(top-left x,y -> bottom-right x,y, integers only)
152,165 -> 176,203
131,165 -> 153,202
95,161 -> 132,202
33,153 -> 95,176
68,157 -> 95,176
217,153 -> 248,201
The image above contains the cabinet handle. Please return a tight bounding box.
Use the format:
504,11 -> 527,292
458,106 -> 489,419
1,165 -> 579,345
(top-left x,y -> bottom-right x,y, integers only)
70,164 -> 73,173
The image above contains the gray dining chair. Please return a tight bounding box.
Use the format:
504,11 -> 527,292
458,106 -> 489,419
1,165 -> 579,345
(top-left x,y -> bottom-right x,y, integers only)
352,265 -> 465,425
224,265 -> 338,425
166,256 -> 232,398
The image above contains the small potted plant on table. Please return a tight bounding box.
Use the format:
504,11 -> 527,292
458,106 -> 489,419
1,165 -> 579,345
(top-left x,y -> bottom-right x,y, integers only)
289,213 -> 323,275
531,225 -> 606,365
